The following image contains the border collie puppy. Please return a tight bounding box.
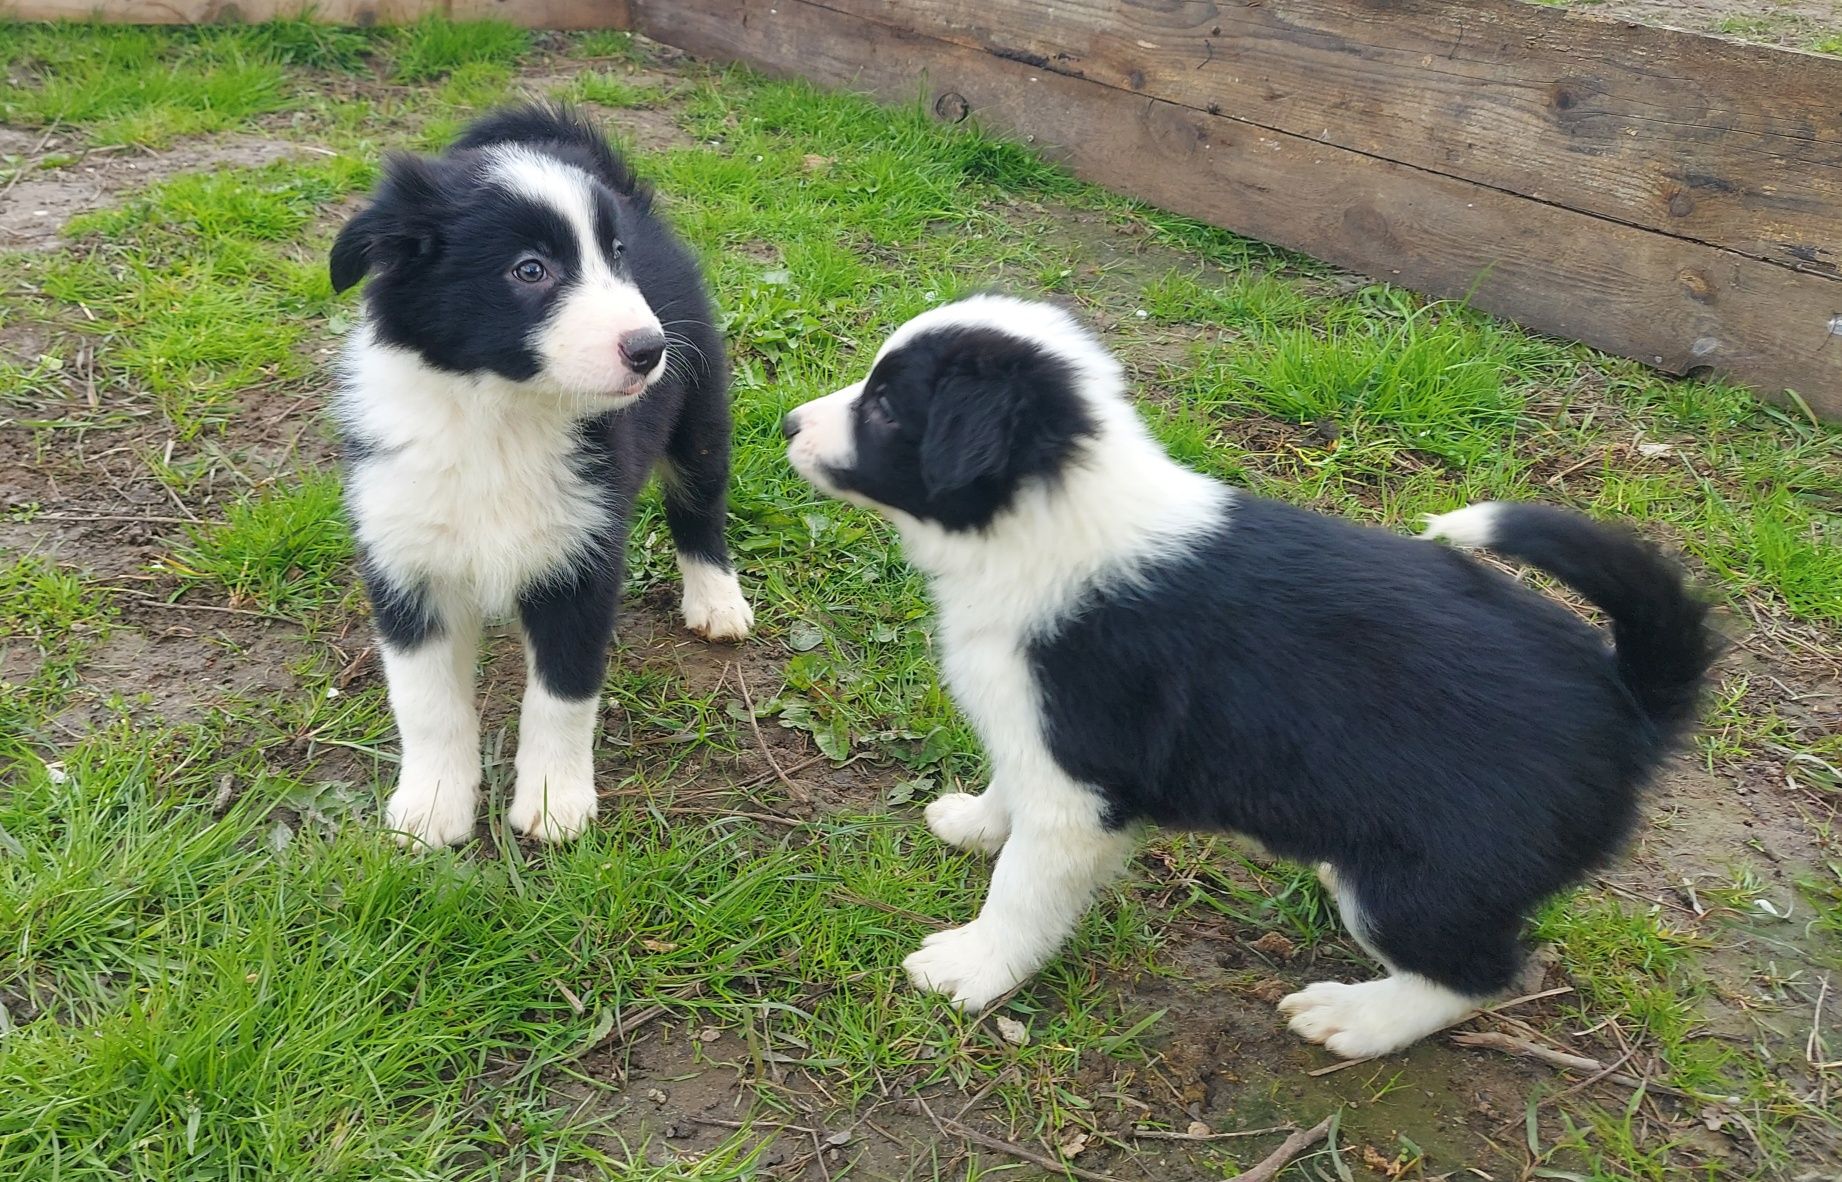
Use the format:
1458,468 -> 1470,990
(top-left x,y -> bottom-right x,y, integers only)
330,105 -> 752,848
783,295 -> 1714,1057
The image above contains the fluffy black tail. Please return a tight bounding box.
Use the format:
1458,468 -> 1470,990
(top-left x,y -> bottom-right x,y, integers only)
1424,502 -> 1718,741
447,101 -> 652,210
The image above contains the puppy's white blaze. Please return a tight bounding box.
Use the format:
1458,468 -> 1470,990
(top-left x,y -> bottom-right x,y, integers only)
484,145 -> 664,402
508,674 -> 600,842
1422,502 -> 1505,550
487,146 -> 602,249
784,380 -> 862,492
1278,974 -> 1483,1059
380,628 -> 482,848
338,331 -> 614,618
677,555 -> 753,641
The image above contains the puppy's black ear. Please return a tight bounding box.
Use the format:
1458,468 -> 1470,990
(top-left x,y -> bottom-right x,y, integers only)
919,371 -> 1016,497
329,153 -> 449,294
329,204 -> 384,293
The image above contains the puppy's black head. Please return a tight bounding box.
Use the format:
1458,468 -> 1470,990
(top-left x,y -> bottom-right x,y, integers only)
786,300 -> 1099,531
331,105 -> 666,403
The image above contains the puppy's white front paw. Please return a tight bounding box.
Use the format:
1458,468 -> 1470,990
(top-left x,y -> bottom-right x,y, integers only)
1279,976 -> 1475,1059
385,763 -> 480,848
903,923 -> 1028,1011
924,792 -> 1009,855
680,560 -> 753,642
509,761 -> 598,843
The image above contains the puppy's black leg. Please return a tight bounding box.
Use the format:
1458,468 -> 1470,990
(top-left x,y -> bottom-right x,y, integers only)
509,555 -> 621,842
1280,865 -> 1522,1058
368,565 -> 482,848
660,387 -> 752,641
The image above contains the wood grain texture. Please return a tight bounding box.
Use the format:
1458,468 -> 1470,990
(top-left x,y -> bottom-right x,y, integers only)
632,0 -> 1842,416
3,0 -> 629,26
810,0 -> 1842,280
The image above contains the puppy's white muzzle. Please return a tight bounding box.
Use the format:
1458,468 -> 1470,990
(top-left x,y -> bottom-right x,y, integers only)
533,276 -> 667,404
783,380 -> 861,492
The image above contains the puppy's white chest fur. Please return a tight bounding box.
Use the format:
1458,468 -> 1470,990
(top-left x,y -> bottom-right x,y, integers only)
339,334 -> 612,615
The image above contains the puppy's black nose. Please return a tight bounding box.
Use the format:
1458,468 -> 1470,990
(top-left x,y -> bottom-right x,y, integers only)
618,330 -> 666,373
780,413 -> 801,440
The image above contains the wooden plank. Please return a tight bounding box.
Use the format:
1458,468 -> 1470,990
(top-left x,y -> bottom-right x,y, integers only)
631,0 -> 1842,417
1,0 -> 629,26
809,0 -> 1842,280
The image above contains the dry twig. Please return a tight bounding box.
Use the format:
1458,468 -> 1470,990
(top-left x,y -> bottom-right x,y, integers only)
1234,1114 -> 1336,1182
1130,1123 -> 1293,1142
734,662 -> 810,803
1449,1031 -> 1703,1101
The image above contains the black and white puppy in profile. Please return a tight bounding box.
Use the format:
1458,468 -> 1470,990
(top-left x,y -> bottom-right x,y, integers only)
330,104 -> 752,848
783,295 -> 1715,1057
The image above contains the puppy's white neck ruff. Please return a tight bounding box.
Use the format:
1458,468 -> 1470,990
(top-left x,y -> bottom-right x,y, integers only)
336,325 -> 615,617
900,416 -> 1229,639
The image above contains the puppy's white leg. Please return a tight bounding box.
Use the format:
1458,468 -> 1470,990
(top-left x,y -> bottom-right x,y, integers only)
508,652 -> 601,842
1320,864 -> 1393,967
382,621 -> 481,849
1278,973 -> 1483,1058
905,789 -> 1133,1010
925,783 -> 1012,855
678,554 -> 753,642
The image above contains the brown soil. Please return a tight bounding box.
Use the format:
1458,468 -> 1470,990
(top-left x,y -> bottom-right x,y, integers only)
0,129 -> 307,252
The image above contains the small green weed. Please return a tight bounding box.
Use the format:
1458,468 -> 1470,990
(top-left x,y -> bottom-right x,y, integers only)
1532,893 -> 1703,1043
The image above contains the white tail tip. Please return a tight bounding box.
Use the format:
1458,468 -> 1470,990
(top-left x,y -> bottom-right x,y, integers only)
1421,503 -> 1504,549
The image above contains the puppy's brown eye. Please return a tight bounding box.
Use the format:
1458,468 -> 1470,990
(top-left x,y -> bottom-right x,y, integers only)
513,259 -> 548,283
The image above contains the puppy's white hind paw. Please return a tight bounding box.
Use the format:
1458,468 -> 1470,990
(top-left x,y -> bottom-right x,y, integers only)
679,558 -> 753,642
903,923 -> 1027,1012
1279,975 -> 1479,1059
924,792 -> 1009,855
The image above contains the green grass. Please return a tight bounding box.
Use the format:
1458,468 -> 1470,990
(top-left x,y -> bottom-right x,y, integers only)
0,555 -> 116,757
0,722 -> 1163,1178
2,21 -> 1840,1182
173,471 -> 353,617
567,68 -> 656,109
389,16 -> 529,83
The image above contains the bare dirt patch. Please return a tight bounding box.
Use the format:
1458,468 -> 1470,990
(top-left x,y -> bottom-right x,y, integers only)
0,130 -> 307,253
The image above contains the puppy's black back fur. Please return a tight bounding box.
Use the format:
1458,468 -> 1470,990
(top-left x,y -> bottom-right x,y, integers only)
1031,495 -> 1713,995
